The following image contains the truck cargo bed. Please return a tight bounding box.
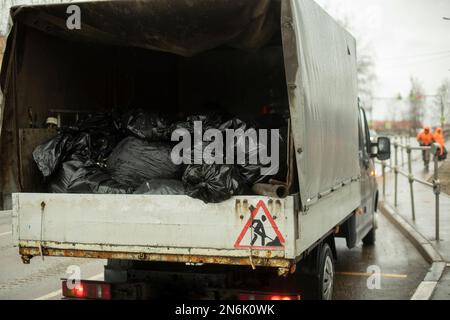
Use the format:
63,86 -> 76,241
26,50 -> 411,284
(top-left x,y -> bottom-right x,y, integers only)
12,193 -> 297,268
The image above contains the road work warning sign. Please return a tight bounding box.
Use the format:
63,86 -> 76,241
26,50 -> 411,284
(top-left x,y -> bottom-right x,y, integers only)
234,200 -> 285,250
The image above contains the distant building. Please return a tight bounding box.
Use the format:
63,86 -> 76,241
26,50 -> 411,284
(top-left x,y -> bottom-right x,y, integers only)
371,120 -> 422,132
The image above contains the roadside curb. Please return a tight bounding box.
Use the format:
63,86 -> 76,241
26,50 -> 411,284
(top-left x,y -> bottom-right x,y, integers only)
379,201 -> 445,300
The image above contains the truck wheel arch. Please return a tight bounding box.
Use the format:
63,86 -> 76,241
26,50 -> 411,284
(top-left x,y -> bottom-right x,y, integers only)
297,233 -> 336,276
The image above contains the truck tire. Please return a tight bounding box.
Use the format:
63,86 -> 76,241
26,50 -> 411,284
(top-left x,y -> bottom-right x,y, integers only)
362,227 -> 376,246
302,243 -> 334,300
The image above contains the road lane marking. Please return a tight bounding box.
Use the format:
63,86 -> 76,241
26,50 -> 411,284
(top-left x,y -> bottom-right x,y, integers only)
336,271 -> 408,279
0,231 -> 12,237
88,273 -> 104,281
34,289 -> 63,301
34,272 -> 104,300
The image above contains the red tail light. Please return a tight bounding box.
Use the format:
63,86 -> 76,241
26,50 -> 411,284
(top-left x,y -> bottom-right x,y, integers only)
62,280 -> 112,300
73,283 -> 85,298
239,292 -> 300,300
270,295 -> 294,300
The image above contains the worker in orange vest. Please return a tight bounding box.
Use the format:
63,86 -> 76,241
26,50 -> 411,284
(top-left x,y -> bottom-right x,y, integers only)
417,126 -> 434,169
433,127 -> 447,160
417,126 -> 434,146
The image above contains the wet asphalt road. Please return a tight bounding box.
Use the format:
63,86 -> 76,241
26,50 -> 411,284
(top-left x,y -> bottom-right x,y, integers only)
0,211 -> 104,300
334,213 -> 428,299
0,209 -> 428,300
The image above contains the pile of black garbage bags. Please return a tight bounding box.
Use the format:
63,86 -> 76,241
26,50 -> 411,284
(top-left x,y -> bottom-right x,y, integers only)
33,109 -> 287,203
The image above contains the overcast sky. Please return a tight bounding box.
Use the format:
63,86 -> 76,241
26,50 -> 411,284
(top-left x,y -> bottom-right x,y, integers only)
316,0 -> 450,122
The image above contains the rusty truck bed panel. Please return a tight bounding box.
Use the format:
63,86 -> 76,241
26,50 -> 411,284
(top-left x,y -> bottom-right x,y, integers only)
19,246 -> 293,268
13,193 -> 297,266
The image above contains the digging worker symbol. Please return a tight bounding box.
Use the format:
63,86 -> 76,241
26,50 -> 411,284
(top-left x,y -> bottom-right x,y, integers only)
251,215 -> 271,246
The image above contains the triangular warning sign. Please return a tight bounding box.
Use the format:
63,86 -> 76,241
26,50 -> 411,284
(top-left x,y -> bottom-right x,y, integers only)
234,200 -> 285,250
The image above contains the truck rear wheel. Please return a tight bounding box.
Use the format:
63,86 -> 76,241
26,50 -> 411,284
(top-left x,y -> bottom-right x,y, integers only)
302,243 -> 334,300
319,244 -> 334,300
362,227 -> 376,246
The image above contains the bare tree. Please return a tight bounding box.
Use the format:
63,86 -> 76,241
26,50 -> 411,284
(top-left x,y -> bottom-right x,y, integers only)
408,77 -> 426,133
435,79 -> 450,129
357,52 -> 377,110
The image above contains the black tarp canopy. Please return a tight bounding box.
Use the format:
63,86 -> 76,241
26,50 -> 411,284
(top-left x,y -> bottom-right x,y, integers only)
9,0 -> 279,57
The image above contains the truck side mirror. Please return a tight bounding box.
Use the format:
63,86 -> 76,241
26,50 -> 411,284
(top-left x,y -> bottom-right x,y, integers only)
375,137 -> 391,160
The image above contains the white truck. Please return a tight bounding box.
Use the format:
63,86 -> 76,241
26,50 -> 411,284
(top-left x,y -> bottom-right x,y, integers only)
0,0 -> 390,300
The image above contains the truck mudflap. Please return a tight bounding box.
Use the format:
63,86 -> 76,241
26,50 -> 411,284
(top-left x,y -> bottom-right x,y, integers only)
13,193 -> 299,269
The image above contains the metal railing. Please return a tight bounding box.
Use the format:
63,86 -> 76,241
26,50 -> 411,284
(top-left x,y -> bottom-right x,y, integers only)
378,138 -> 442,241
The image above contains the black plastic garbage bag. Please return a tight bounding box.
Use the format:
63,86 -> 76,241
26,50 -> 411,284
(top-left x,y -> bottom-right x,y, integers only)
220,117 -> 289,185
73,113 -> 124,161
237,126 -> 288,185
122,109 -> 169,141
75,112 -> 121,131
134,179 -> 185,195
182,164 -> 245,203
187,113 -> 229,130
107,137 -> 181,188
218,117 -> 249,131
169,113 -> 231,137
68,163 -> 133,194
67,132 -> 93,162
208,117 -> 286,185
170,116 -> 245,165
47,159 -> 84,193
33,133 -> 73,178
33,132 -> 92,178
